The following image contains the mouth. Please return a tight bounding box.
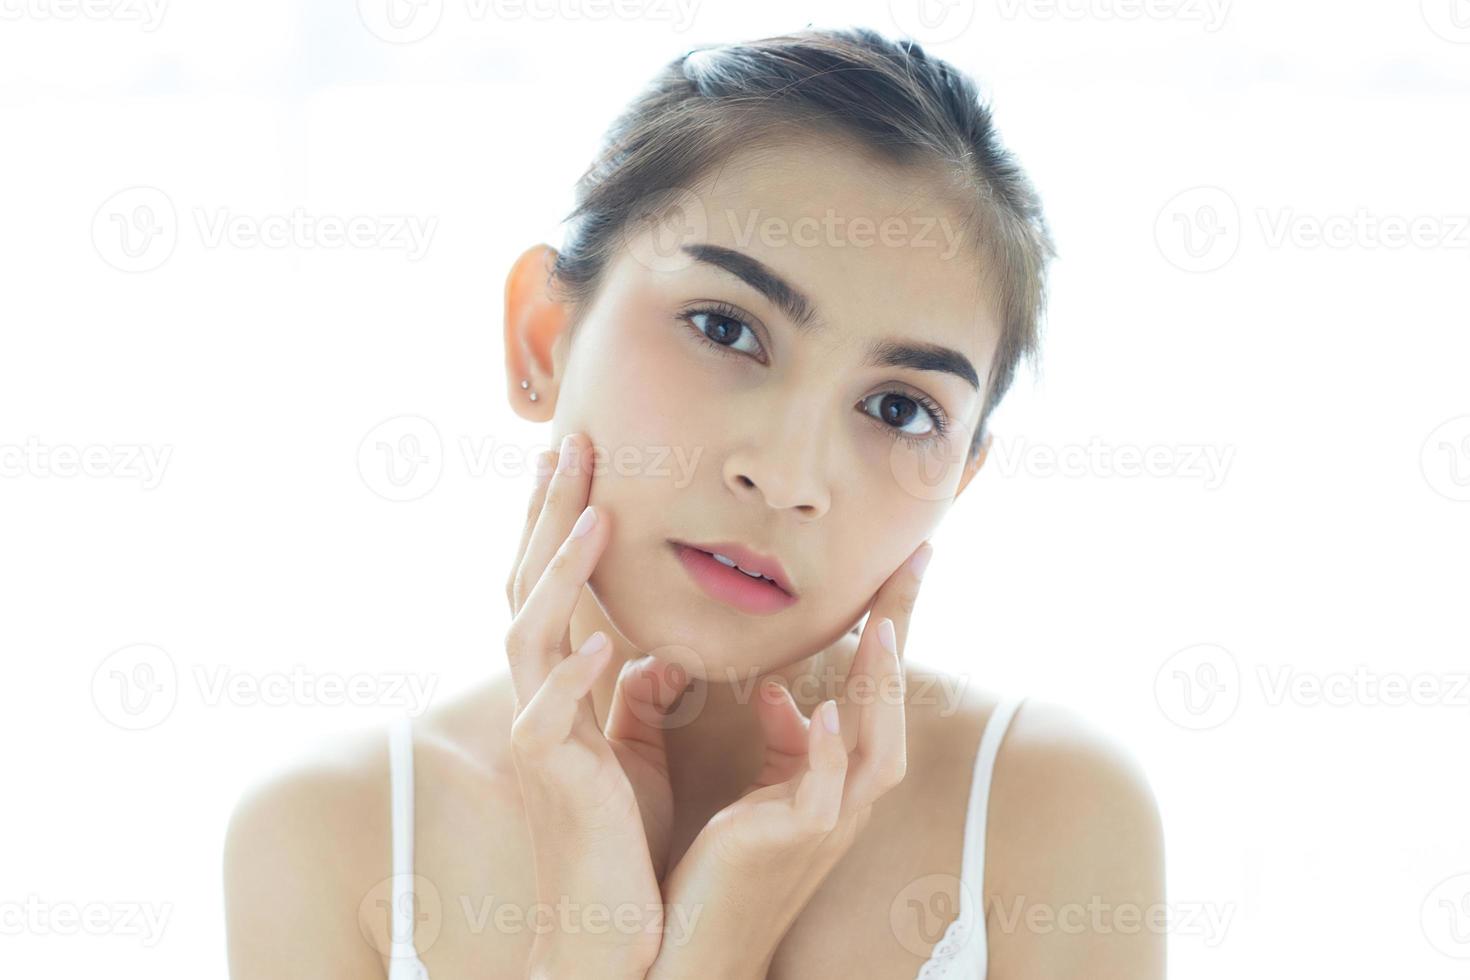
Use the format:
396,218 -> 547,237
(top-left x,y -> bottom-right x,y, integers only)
668,540 -> 798,616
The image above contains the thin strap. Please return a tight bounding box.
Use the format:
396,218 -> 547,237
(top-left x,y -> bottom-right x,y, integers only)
957,695 -> 1027,974
387,717 -> 430,980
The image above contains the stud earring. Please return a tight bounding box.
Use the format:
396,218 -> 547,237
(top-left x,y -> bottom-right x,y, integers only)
520,378 -> 538,402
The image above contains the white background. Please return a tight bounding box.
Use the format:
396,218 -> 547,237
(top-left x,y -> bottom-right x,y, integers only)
2,0 -> 1468,976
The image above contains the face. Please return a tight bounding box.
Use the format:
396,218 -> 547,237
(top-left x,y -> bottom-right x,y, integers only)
506,137 -> 1000,680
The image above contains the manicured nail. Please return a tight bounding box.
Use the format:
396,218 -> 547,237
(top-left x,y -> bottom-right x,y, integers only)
878,618 -> 897,655
570,505 -> 597,538
821,700 -> 840,734
578,631 -> 608,656
557,433 -> 576,473
909,543 -> 933,581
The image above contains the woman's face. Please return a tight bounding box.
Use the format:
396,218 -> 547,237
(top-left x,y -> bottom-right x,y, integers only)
510,138 -> 1000,679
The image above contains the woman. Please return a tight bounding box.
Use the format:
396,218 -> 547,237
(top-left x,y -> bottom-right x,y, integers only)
225,27 -> 1165,979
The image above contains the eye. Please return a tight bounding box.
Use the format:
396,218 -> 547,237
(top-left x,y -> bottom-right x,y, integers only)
859,391 -> 950,444
679,303 -> 766,361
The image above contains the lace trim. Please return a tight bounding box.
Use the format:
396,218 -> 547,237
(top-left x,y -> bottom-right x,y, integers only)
914,913 -> 980,978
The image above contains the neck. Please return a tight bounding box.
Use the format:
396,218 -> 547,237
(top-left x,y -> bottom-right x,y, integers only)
570,587 -> 862,801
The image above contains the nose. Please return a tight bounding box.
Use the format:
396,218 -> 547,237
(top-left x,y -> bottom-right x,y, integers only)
722,437 -> 832,523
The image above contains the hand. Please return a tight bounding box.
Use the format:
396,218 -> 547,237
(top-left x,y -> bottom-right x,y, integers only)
644,541 -> 932,980
503,431 -> 690,974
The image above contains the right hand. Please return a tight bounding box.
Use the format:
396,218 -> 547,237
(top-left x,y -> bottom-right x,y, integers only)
504,431 -> 689,975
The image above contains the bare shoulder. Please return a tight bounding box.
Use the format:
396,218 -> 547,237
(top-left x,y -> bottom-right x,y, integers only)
222,721 -> 395,979
223,677 -> 529,979
979,689 -> 1167,979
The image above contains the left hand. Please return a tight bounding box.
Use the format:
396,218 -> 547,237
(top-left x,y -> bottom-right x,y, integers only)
644,540 -> 933,980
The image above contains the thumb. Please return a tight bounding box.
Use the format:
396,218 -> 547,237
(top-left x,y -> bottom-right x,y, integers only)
751,679 -> 811,787
604,654 -> 690,767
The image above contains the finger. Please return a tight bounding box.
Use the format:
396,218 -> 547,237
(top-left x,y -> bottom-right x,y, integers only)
841,616 -> 908,808
509,631 -> 612,759
504,499 -> 608,711
755,680 -> 810,757
845,541 -> 929,806
513,431 -> 592,609
508,448 -> 557,614
604,654 -> 693,767
791,699 -> 848,835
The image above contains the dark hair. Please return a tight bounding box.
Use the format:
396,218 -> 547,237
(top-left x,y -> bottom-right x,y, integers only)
550,26 -> 1055,462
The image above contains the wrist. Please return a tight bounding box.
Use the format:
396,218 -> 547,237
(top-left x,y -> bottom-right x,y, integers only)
526,937 -> 655,980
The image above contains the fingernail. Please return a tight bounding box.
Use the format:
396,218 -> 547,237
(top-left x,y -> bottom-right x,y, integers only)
821,700 -> 840,734
570,505 -> 597,538
557,434 -> 576,474
578,631 -> 608,656
878,618 -> 897,655
909,543 -> 933,581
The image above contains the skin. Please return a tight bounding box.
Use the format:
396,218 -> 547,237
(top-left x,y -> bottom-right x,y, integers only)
223,137 -> 1166,979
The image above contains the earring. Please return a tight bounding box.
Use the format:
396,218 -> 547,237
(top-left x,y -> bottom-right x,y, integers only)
521,378 -> 538,402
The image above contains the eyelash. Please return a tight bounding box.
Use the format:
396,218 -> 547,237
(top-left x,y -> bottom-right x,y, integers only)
676,302 -> 952,446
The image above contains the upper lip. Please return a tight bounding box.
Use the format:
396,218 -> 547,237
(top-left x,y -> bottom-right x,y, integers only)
674,539 -> 798,598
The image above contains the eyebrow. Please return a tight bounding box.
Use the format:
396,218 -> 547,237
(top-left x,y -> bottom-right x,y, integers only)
680,242 -> 981,391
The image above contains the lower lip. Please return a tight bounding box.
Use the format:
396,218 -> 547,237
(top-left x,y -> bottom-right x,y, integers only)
671,543 -> 797,615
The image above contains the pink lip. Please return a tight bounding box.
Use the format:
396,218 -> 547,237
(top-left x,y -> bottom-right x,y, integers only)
670,542 -> 799,616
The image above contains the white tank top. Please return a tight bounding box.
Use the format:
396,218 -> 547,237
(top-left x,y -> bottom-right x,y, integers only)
385,694 -> 1027,979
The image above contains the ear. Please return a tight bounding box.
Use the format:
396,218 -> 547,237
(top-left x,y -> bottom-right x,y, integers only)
953,428 -> 994,501
504,243 -> 572,422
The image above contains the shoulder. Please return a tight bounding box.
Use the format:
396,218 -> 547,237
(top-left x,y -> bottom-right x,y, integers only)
222,723 -> 394,978
223,681 -> 524,978
982,693 -> 1167,978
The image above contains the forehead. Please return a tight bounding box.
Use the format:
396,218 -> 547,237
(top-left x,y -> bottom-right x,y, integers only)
673,136 -> 1003,370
